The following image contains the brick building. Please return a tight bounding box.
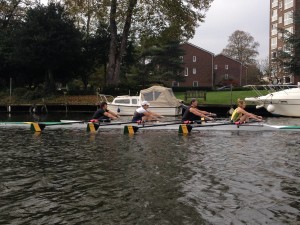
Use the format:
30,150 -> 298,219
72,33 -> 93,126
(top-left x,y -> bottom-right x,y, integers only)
270,0 -> 300,84
214,54 -> 248,86
173,42 -> 214,88
171,42 -> 247,88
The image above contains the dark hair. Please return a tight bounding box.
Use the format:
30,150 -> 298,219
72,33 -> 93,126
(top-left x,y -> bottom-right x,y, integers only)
100,102 -> 107,108
190,98 -> 197,104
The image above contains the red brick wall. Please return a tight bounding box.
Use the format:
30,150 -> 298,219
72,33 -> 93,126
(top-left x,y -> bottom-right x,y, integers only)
178,43 -> 214,88
214,54 -> 247,86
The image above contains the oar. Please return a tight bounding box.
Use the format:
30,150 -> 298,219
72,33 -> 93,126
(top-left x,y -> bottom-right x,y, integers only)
124,121 -> 183,134
179,121 -> 234,134
87,121 -> 137,132
89,119 -> 182,133
179,120 -> 263,134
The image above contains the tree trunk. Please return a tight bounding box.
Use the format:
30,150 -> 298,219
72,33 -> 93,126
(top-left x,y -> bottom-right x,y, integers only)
106,0 -> 137,85
107,0 -> 118,85
86,0 -> 91,38
45,69 -> 55,93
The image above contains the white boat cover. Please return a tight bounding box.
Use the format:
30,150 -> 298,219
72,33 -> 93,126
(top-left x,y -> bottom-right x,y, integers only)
139,86 -> 181,107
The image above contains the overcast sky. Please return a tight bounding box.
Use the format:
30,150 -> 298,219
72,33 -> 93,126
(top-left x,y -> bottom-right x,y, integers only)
40,0 -> 269,60
189,0 -> 270,60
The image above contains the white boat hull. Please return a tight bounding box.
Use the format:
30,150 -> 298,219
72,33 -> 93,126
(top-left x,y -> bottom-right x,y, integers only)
245,87 -> 300,117
108,104 -> 182,116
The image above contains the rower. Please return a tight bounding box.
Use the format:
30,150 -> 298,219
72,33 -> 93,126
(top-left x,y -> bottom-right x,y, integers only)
231,99 -> 262,123
182,98 -> 215,123
91,102 -> 120,122
132,101 -> 163,122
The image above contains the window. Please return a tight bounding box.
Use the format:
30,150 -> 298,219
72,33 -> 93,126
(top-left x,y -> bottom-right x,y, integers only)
184,67 -> 188,76
284,11 -> 293,25
272,0 -> 278,8
271,23 -> 278,35
172,81 -> 179,87
271,37 -> 277,49
272,9 -> 278,22
143,91 -> 161,101
278,16 -> 282,24
214,65 -> 218,69
284,0 -> 293,9
132,99 -> 137,104
115,99 -> 130,104
193,68 -> 196,74
193,81 -> 198,87
193,56 -> 196,62
272,51 -> 277,59
279,1 -> 282,8
225,65 -> 229,70
225,74 -> 229,80
285,26 -> 294,34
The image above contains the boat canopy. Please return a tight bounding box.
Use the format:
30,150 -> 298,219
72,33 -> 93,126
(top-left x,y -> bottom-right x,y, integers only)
140,86 -> 180,107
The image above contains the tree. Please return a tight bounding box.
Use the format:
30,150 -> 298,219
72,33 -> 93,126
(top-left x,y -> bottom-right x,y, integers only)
107,0 -> 213,85
221,30 -> 259,65
258,57 -> 272,83
136,40 -> 185,87
62,0 -> 213,85
0,0 -> 39,86
247,64 -> 262,84
275,11 -> 300,77
12,3 -> 83,92
0,0 -> 39,29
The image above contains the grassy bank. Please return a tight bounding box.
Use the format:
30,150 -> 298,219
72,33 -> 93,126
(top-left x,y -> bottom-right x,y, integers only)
174,90 -> 268,105
0,90 -> 268,105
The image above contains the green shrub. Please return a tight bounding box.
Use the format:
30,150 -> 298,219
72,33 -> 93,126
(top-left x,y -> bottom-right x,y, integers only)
13,87 -> 28,97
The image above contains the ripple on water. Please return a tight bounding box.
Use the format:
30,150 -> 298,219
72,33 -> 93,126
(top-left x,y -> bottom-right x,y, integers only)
179,131 -> 300,225
0,125 -> 299,225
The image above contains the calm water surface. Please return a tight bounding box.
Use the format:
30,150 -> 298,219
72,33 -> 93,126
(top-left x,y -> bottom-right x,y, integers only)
0,113 -> 299,225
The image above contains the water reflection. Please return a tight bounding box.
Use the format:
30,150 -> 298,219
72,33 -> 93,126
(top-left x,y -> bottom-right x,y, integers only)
0,115 -> 299,224
179,131 -> 300,225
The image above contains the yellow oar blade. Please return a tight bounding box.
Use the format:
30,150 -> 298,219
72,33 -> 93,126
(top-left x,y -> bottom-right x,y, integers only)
30,123 -> 45,132
123,125 -> 139,134
178,124 -> 192,134
86,122 -> 99,132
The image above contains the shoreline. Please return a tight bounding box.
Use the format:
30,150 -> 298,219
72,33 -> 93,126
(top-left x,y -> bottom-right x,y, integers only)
0,104 -> 273,117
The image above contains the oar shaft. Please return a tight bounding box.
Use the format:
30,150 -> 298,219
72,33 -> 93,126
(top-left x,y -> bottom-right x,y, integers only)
139,122 -> 182,129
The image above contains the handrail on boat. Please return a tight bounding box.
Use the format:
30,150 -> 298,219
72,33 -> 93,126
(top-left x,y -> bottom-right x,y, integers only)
244,84 -> 298,97
96,94 -> 114,104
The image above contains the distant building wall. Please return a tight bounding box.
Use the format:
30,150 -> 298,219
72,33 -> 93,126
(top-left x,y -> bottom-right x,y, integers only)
176,42 -> 214,88
171,43 -> 247,88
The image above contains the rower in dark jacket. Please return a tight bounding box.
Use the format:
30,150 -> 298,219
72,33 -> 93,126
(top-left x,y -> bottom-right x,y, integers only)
182,99 -> 216,122
92,102 -> 119,122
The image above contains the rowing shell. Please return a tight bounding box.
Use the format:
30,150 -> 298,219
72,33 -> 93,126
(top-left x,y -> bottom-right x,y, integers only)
1,120 -> 300,133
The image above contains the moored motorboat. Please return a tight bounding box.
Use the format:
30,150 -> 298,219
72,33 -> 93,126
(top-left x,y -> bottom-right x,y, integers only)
98,86 -> 183,116
245,84 -> 300,117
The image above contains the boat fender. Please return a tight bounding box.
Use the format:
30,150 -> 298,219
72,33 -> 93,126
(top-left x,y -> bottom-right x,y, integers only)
267,104 -> 275,112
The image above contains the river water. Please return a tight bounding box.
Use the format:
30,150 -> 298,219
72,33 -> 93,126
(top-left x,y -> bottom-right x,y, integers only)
0,113 -> 299,225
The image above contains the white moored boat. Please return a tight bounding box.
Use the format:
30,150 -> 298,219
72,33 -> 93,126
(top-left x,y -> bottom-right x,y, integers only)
97,86 -> 183,116
245,84 -> 300,117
